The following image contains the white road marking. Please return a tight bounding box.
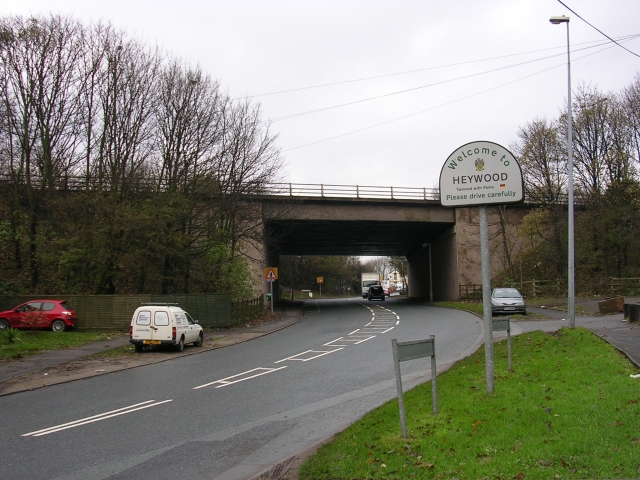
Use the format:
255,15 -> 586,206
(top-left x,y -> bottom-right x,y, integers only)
193,367 -> 288,389
274,348 -> 343,363
192,301 -> 401,390
22,400 -> 173,437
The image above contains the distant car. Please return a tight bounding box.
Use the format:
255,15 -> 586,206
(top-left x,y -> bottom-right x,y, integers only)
491,288 -> 526,315
0,300 -> 77,331
368,285 -> 386,301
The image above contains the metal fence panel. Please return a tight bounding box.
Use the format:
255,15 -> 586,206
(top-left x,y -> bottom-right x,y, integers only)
0,294 -> 235,330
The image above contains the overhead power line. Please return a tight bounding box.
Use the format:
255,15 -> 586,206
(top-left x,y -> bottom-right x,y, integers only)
271,36 -> 639,124
557,0 -> 640,58
243,34 -> 639,100
283,41 -> 621,152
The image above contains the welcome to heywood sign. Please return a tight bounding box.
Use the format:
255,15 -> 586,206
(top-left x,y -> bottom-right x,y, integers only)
439,140 -> 524,207
439,140 -> 524,395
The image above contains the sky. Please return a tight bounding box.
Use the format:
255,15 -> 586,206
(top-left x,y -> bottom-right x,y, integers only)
3,0 -> 640,190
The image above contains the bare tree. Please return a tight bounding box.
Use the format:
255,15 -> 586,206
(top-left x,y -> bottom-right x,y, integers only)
0,15 -> 85,289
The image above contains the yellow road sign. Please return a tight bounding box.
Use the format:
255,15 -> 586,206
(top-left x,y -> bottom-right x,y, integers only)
264,267 -> 278,281
317,277 -> 324,283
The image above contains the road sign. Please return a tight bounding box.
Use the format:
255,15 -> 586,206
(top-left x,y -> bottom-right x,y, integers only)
264,267 -> 278,282
317,277 -> 323,284
439,140 -> 524,207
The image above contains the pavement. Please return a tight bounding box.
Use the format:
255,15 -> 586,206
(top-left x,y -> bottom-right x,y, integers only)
510,296 -> 640,369
2,296 -> 640,480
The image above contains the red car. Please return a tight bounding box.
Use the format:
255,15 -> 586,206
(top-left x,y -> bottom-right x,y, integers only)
0,300 -> 77,332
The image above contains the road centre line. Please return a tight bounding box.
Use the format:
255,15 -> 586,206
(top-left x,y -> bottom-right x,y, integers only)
274,348 -> 343,363
325,335 -> 376,345
358,327 -> 395,334
193,367 -> 287,390
22,400 -> 173,437
192,302 -> 401,390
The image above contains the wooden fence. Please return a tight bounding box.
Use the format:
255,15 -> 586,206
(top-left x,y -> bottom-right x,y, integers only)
0,293 -> 266,330
459,277 -> 640,300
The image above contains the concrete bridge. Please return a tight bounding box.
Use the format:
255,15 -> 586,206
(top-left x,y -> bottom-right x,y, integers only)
245,184 -> 532,303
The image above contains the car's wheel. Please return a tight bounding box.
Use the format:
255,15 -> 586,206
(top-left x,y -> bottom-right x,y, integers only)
134,344 -> 144,353
0,318 -> 10,330
51,319 -> 66,332
193,332 -> 203,347
175,336 -> 185,352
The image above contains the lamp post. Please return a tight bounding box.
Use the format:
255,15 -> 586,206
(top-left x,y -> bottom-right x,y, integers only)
291,256 -> 302,300
550,15 -> 575,329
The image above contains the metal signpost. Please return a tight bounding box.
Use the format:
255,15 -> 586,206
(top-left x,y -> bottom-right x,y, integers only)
317,276 -> 323,297
439,141 -> 523,393
492,317 -> 512,372
264,268 -> 278,314
391,336 -> 437,438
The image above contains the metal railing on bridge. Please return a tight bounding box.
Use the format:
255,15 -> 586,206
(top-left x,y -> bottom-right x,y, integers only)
265,183 -> 440,201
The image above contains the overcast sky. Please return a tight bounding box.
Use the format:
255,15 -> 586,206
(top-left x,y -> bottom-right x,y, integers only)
3,0 -> 640,190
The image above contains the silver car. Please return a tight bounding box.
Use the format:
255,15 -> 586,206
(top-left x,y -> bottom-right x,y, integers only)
491,288 -> 526,315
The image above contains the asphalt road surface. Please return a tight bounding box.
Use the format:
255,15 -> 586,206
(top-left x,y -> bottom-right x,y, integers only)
0,298 -> 483,480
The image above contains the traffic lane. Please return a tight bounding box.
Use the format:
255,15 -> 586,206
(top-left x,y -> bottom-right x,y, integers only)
0,299 -> 482,480
0,298 -> 379,479
75,300 -> 482,480
106,300 -> 483,480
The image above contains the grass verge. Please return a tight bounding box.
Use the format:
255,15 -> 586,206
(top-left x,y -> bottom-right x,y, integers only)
0,330 -> 125,361
300,328 -> 640,479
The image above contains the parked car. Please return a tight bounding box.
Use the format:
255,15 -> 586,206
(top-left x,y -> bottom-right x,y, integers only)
491,288 -> 526,315
129,304 -> 203,352
0,300 -> 77,331
368,285 -> 386,301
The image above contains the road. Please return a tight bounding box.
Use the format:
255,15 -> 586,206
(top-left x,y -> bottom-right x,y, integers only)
0,298 -> 483,480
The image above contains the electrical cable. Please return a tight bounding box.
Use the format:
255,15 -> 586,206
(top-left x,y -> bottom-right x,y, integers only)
243,34 -> 639,100
557,0 -> 640,58
282,42 -> 620,152
270,36 -> 638,124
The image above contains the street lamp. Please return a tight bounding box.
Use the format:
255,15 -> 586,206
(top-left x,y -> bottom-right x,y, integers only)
550,15 -> 575,329
291,256 -> 302,300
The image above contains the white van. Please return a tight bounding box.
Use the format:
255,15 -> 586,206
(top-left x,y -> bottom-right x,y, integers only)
129,304 -> 203,353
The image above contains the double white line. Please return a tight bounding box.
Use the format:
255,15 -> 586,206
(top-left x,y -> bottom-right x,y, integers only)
22,400 -> 172,437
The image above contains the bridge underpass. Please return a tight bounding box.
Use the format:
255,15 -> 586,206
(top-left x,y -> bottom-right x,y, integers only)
261,196 -> 459,301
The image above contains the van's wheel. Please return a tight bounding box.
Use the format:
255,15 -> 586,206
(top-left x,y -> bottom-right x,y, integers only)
134,344 -> 144,353
194,332 -> 203,347
51,320 -> 66,332
175,336 -> 185,352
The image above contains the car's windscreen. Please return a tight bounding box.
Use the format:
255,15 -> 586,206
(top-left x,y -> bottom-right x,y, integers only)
494,290 -> 521,298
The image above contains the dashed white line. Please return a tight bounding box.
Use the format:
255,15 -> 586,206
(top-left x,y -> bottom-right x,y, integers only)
274,348 -> 343,363
22,400 -> 173,437
193,367 -> 288,390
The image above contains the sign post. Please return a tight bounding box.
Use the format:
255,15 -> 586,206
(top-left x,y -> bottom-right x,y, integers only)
317,277 -> 323,297
391,336 -> 437,438
264,268 -> 278,314
439,141 -> 523,394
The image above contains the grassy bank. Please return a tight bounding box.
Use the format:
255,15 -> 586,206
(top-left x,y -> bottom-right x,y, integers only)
300,328 -> 640,479
0,330 -> 123,361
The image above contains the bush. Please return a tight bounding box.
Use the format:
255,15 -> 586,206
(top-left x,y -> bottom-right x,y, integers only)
1,327 -> 21,344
